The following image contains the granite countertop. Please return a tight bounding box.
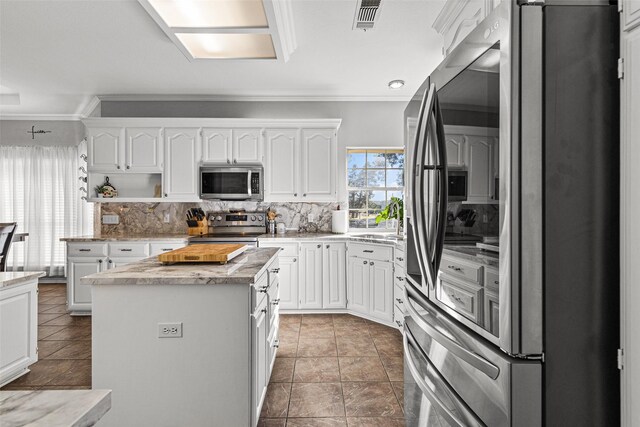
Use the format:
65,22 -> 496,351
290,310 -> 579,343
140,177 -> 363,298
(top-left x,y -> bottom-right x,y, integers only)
443,245 -> 499,268
81,247 -> 279,286
258,232 -> 405,248
0,390 -> 111,427
0,272 -> 46,289
60,234 -> 189,242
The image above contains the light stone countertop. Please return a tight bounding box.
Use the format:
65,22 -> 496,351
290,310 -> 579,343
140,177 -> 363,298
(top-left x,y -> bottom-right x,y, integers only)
60,234 -> 189,242
0,272 -> 46,289
443,245 -> 499,268
258,232 -> 405,248
81,247 -> 279,286
0,389 -> 111,427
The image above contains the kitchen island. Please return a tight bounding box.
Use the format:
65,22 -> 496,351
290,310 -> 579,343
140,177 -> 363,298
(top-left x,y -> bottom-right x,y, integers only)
82,247 -> 280,427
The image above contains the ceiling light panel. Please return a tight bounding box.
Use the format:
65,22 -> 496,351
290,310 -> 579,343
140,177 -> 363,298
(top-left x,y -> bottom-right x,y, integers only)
147,0 -> 268,28
176,33 -> 276,58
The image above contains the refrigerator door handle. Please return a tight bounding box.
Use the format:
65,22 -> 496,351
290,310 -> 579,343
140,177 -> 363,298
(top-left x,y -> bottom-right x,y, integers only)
404,327 -> 485,427
433,93 -> 449,276
404,284 -> 500,379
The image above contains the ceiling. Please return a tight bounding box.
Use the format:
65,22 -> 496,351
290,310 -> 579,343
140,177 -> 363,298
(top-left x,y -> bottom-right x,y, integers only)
0,0 -> 446,119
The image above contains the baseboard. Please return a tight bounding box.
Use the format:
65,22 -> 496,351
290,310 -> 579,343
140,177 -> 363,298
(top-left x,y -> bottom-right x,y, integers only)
280,309 -> 397,329
38,277 -> 67,284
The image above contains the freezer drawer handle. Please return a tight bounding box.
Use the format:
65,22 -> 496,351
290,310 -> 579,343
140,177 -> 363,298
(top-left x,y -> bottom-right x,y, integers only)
448,265 -> 462,271
404,328 -> 484,427
404,284 -> 500,380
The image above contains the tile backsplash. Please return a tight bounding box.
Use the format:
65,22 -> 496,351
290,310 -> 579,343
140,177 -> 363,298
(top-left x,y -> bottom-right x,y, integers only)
96,201 -> 339,235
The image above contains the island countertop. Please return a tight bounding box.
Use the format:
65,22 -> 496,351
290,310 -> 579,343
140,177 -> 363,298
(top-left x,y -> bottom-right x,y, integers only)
81,247 -> 279,286
0,272 -> 45,289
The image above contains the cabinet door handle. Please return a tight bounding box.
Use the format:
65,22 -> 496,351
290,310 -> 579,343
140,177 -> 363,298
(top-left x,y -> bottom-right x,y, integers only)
161,248 -> 173,251
397,257 -> 404,261
448,265 -> 462,272
363,260 -> 368,265
78,249 -> 91,252
273,340 -> 280,348
272,299 -> 280,305
261,308 -> 267,313
120,249 -> 133,252
396,298 -> 403,304
396,276 -> 404,281
270,268 -> 280,273
363,250 -> 374,253
396,320 -> 403,327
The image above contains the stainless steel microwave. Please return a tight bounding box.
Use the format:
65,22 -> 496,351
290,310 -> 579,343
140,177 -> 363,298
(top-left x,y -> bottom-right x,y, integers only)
447,170 -> 467,202
199,165 -> 263,201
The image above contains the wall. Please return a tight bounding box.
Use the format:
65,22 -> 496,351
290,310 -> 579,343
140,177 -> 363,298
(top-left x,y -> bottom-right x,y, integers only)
97,201 -> 338,235
0,120 -> 84,146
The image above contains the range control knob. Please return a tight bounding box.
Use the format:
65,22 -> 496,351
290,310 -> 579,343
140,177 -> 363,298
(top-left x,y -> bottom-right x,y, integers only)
257,215 -> 264,221
216,216 -> 222,221
251,215 -> 256,221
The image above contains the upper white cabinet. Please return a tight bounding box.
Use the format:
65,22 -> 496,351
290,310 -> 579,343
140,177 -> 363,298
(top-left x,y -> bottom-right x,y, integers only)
300,129 -> 337,201
264,129 -> 299,200
624,0 -> 640,30
202,128 -> 262,165
467,136 -> 493,202
432,0 -> 493,57
163,128 -> 201,200
87,127 -> 124,172
445,134 -> 466,168
323,242 -> 347,309
125,127 -> 163,172
233,129 -> 262,164
202,128 -> 232,164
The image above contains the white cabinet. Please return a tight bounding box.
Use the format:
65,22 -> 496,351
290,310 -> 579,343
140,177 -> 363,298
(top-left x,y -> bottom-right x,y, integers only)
624,0 -> 640,30
299,243 -> 323,309
125,127 -> 163,172
369,260 -> 394,323
432,0 -> 488,57
300,129 -> 336,201
278,256 -> 299,310
202,128 -> 232,164
445,134 -> 466,168
0,279 -> 38,387
467,136 -> 493,202
251,296 -> 268,427
322,242 -> 347,309
68,256 -> 105,313
347,256 -> 370,316
202,128 -> 262,165
233,129 -> 262,164
163,128 -> 201,200
264,129 -> 299,201
87,127 -> 124,172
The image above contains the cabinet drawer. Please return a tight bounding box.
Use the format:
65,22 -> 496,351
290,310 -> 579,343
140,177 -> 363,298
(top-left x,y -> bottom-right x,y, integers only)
440,255 -> 483,284
149,242 -> 186,256
108,242 -> 149,257
394,284 -> 405,313
394,265 -> 405,288
259,241 -> 299,257
67,243 -> 107,257
252,273 -> 268,313
394,248 -> 405,265
437,275 -> 483,324
485,268 -> 499,291
349,243 -> 393,262
393,305 -> 405,329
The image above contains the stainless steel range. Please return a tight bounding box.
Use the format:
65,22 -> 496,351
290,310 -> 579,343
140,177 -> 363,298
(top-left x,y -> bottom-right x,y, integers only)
188,211 -> 266,247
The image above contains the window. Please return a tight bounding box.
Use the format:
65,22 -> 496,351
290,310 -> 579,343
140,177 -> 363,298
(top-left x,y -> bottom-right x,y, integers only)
347,149 -> 404,229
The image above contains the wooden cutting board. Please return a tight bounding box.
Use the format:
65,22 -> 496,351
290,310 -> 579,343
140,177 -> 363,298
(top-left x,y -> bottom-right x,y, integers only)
158,244 -> 247,264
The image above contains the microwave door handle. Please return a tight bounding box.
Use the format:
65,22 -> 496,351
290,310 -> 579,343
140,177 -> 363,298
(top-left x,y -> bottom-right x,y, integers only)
404,284 -> 500,379
247,170 -> 252,196
404,328 -> 485,427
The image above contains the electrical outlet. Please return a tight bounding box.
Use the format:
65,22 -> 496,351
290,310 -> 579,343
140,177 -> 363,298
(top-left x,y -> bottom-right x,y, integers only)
308,213 -> 315,223
102,215 -> 119,225
163,212 -> 171,223
158,322 -> 183,338
483,213 -> 488,223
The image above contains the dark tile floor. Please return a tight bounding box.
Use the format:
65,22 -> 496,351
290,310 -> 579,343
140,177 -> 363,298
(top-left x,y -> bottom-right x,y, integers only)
1,285 -> 407,427
1,283 -> 92,391
259,313 -> 405,427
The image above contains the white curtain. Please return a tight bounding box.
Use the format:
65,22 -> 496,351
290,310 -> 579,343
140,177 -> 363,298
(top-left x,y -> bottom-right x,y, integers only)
0,141 -> 93,276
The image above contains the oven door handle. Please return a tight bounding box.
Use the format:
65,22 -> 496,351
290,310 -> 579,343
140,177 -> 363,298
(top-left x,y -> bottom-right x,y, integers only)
404,284 -> 500,379
404,326 -> 485,427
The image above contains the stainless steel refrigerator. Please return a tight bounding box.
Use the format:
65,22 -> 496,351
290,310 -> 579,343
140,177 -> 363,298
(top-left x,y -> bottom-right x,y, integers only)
403,1 -> 619,425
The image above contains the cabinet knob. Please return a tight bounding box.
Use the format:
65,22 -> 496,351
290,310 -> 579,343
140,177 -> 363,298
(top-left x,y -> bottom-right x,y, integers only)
317,244 -> 321,248
233,159 -> 237,164
227,159 -> 231,164
98,259 -> 103,263
108,260 -> 113,264
294,193 -> 298,197
363,260 -> 368,265
370,261 -> 375,266
273,340 -> 280,348
326,245 -> 330,249
293,258 -> 297,262
303,193 -> 307,197
164,193 -> 168,197
126,165 -> 130,170
116,165 -> 121,169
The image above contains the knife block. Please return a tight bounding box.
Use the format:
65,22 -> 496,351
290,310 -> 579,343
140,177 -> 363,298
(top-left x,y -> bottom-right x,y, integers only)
188,220 -> 209,236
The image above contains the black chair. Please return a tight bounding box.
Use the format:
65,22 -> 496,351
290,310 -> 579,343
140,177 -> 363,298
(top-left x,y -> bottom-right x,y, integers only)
0,223 -> 17,272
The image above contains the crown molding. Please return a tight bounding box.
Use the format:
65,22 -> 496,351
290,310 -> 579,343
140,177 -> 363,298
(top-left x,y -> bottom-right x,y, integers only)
0,113 -> 83,121
82,117 -> 343,129
97,94 -> 409,102
77,95 -> 101,118
432,0 -> 471,33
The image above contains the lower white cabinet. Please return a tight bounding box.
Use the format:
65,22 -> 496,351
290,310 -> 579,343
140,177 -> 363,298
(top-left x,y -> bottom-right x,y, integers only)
369,260 -> 394,323
322,242 -> 347,309
299,243 -> 323,309
66,240 -> 186,314
278,256 -> 299,310
251,295 -> 269,426
347,256 -> 370,316
0,278 -> 38,387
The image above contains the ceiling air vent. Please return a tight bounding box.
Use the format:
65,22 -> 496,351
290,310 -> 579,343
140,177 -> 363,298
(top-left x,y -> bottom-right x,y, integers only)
353,0 -> 382,31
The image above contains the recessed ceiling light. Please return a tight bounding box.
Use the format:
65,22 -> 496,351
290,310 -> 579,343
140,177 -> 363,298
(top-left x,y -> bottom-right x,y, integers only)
176,33 -> 276,59
147,0 -> 268,28
388,80 -> 405,89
